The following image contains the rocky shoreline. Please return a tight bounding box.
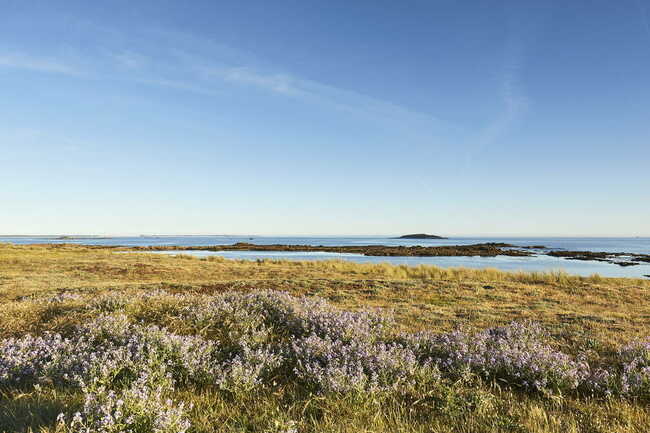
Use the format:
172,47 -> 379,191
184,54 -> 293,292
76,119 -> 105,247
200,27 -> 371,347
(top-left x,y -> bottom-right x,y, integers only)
119,242 -> 650,267
546,250 -> 650,267
24,239 -> 639,268
130,242 -> 531,257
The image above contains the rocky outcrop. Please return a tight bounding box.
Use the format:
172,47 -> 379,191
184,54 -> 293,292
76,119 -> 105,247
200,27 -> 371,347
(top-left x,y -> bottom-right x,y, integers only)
393,234 -> 447,239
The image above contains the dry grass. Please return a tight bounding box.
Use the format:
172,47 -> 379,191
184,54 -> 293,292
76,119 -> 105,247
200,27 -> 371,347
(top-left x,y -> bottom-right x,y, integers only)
2,243 -> 650,432
1,243 -> 648,346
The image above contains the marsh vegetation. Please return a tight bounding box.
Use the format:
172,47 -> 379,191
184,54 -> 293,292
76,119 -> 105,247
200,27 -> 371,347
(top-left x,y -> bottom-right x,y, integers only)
1,243 -> 650,432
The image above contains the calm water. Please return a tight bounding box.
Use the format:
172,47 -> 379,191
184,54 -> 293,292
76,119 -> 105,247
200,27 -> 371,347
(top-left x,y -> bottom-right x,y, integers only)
3,236 -> 650,278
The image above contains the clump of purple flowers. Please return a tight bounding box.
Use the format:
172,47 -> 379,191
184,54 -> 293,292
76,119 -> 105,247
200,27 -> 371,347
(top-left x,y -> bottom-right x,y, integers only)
58,372 -> 191,433
403,321 -> 588,393
181,292 -> 280,346
180,290 -> 393,351
2,314 -> 207,432
0,314 -> 218,389
583,339 -> 650,398
296,309 -> 394,343
0,332 -> 78,386
45,292 -> 84,303
89,293 -> 131,313
291,335 -> 437,393
617,340 -> 650,397
215,343 -> 284,392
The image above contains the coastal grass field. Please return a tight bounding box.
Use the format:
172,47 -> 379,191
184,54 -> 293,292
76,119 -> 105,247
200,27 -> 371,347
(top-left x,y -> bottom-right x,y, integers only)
2,243 -> 650,432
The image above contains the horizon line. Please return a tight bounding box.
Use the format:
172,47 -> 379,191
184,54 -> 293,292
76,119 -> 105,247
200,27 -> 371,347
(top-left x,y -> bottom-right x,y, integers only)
1,234 -> 649,239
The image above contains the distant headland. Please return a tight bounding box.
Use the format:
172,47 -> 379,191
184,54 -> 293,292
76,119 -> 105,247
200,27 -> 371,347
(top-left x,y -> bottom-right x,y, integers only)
393,233 -> 448,239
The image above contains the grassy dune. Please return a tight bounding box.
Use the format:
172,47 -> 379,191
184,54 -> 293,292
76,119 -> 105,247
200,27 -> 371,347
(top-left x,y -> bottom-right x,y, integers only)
1,243 -> 650,432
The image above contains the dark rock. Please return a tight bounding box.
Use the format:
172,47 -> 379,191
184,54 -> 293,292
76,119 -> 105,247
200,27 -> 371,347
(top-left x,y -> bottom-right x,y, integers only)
127,243 -> 650,265
393,233 -> 447,239
547,250 -> 650,267
132,242 -> 532,258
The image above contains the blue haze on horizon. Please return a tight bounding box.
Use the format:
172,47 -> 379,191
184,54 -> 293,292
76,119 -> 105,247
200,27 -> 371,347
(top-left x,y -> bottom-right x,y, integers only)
1,0 -> 649,236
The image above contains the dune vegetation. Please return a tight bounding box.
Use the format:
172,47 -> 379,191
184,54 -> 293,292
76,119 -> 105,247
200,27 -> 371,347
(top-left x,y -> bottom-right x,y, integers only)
1,243 -> 650,433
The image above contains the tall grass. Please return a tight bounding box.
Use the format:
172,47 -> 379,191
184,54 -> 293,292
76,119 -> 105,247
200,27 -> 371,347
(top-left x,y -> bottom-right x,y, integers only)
269,258 -> 617,285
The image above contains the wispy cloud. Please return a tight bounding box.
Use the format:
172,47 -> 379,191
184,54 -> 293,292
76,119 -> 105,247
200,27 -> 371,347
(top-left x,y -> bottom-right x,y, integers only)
131,77 -> 225,97
1,127 -> 86,159
112,51 -> 148,70
0,52 -> 78,75
0,21 -> 454,138
464,35 -> 528,168
479,41 -> 528,148
199,66 -> 301,95
163,41 -> 448,129
222,68 -> 298,95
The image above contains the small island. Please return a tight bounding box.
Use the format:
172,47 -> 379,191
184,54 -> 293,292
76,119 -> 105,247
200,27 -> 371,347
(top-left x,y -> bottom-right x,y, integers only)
393,233 -> 447,239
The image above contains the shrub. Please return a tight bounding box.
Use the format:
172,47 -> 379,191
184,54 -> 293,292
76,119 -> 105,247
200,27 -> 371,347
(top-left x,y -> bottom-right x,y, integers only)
404,321 -> 588,393
58,372 -> 191,433
291,335 -> 438,394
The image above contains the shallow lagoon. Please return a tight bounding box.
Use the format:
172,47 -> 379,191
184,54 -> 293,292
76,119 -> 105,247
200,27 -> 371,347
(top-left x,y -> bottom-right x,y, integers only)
3,235 -> 650,253
4,235 -> 650,278
144,249 -> 650,279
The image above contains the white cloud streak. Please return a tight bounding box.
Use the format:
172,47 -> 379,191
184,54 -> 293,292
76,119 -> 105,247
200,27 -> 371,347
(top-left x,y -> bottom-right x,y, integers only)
0,21 -> 454,138
0,52 -> 78,75
479,45 -> 528,148
200,66 -> 302,95
112,51 -> 148,70
464,36 -> 528,168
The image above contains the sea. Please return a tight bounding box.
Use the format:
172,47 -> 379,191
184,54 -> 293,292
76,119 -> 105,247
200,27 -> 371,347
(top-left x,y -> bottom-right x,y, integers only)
2,235 -> 650,279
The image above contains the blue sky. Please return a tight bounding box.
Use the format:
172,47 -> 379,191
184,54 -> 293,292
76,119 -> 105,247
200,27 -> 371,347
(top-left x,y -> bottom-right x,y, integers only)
1,0 -> 649,236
